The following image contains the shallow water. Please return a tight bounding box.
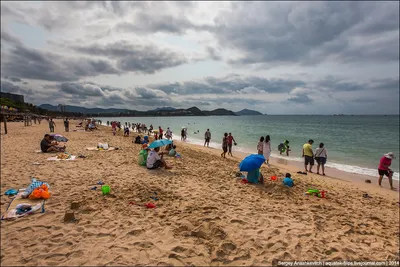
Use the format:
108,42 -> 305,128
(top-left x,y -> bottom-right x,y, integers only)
96,115 -> 400,180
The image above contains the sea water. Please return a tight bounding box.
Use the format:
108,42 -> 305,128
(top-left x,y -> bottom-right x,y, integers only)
96,115 -> 399,180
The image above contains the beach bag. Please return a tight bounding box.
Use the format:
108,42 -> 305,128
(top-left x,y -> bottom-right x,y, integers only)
21,178 -> 50,199
278,143 -> 284,151
138,150 -> 147,166
29,184 -> 51,199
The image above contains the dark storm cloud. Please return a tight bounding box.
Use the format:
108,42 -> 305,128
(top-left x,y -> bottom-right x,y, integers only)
150,75 -> 305,95
60,82 -> 104,97
213,1 -> 399,65
70,41 -> 187,74
287,95 -> 313,104
1,80 -> 20,93
1,44 -> 120,82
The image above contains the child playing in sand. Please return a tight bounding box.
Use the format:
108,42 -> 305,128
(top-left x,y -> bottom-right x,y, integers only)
282,173 -> 294,187
169,145 -> 177,157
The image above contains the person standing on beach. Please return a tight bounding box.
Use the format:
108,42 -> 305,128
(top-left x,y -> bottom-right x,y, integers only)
159,126 -> 163,139
227,133 -> 237,157
257,136 -> 264,155
49,119 -> 56,133
64,118 -> 69,132
221,133 -> 228,158
111,121 -> 117,136
302,139 -> 315,173
204,129 -> 211,147
315,143 -> 327,176
263,135 -> 271,165
378,152 -> 396,190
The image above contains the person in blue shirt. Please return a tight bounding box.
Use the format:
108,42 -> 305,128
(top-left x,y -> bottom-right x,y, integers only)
282,173 -> 294,187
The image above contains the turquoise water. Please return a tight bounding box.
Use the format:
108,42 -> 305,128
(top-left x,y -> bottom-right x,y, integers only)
96,115 -> 400,180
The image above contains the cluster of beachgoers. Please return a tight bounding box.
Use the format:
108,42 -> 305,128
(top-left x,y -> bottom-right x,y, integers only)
97,120 -> 397,190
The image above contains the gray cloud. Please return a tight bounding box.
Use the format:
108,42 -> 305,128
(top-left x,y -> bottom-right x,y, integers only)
1,30 -> 22,46
61,83 -> 105,97
69,41 -> 187,74
213,2 -> 399,66
150,75 -> 306,95
287,95 -> 313,104
1,44 -> 120,81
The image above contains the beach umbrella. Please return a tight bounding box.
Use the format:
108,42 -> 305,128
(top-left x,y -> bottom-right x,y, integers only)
50,134 -> 69,142
239,154 -> 265,172
148,139 -> 172,149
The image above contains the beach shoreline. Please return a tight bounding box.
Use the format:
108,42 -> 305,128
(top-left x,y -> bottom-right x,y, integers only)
1,120 -> 399,266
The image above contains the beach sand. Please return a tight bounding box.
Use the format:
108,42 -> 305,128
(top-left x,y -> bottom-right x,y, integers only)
1,120 -> 399,266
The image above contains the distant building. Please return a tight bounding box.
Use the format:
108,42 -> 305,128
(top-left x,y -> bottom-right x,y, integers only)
0,92 -> 25,103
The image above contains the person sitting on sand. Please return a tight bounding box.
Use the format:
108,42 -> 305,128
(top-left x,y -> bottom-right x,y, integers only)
146,147 -> 172,170
282,173 -> 294,187
134,136 -> 141,144
138,144 -> 150,166
41,134 -> 65,153
141,136 -> 149,145
378,152 -> 396,190
246,168 -> 264,184
169,145 -> 177,156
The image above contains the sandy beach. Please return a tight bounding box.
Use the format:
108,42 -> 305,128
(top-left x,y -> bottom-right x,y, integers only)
1,120 -> 399,266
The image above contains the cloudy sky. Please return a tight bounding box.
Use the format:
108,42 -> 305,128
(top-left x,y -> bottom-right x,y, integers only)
1,1 -> 399,114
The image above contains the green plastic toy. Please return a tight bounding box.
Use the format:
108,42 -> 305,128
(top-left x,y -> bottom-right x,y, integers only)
102,185 -> 110,195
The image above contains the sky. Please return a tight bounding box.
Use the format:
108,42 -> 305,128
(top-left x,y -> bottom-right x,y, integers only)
1,1 -> 399,115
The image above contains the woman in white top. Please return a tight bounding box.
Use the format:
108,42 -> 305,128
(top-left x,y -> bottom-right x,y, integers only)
263,135 -> 271,165
315,143 -> 328,176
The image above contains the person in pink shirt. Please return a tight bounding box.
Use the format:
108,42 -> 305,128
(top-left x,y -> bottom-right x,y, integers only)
378,152 -> 396,190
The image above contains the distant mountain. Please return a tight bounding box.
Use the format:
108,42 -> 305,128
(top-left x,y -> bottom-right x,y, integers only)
235,109 -> 263,116
203,108 -> 237,116
38,104 -> 237,117
149,107 -> 176,112
39,104 -> 129,114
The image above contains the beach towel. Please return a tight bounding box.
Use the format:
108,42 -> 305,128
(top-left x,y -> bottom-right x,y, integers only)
1,191 -> 45,220
47,155 -> 76,161
86,147 -> 116,151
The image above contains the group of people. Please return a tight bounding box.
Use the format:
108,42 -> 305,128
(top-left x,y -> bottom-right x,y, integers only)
137,142 -> 178,170
202,129 -> 238,158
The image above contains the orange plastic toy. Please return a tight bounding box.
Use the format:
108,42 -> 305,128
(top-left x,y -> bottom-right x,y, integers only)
271,176 -> 277,181
29,184 -> 51,199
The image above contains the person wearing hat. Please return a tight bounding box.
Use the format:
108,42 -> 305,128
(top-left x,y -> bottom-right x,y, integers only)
378,152 -> 396,190
138,144 -> 150,166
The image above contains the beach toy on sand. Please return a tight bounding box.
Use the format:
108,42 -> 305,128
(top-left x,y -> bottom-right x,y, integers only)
97,181 -> 104,185
145,203 -> 156,209
271,175 -> 277,181
5,189 -> 18,196
90,186 -> 97,190
101,185 -> 110,195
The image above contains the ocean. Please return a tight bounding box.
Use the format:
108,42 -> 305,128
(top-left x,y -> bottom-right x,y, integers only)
95,115 -> 400,180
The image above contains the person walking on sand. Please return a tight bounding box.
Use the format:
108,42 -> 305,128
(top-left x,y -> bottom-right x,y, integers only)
257,136 -> 264,155
64,118 -> 69,132
315,143 -> 327,176
204,129 -> 211,147
378,152 -> 396,190
49,118 -> 56,133
263,135 -> 271,165
302,139 -> 315,173
227,133 -> 237,157
221,133 -> 228,158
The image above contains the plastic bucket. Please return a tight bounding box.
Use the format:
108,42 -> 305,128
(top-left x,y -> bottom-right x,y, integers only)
102,185 -> 110,195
